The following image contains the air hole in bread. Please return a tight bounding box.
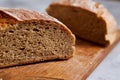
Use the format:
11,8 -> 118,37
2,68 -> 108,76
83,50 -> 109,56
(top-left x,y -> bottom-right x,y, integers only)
26,28 -> 30,31
9,30 -> 14,33
53,27 -> 57,30
33,28 -> 39,32
2,34 -> 5,38
12,44 -> 16,46
19,48 -> 25,51
45,27 -> 49,30
38,42 -> 41,44
5,51 -> 9,53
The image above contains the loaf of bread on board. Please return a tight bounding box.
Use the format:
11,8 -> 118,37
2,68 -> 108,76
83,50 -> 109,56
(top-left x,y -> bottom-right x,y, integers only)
47,0 -> 118,46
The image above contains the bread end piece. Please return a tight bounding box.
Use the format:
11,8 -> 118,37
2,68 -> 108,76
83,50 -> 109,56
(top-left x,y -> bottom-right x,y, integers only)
46,0 -> 118,46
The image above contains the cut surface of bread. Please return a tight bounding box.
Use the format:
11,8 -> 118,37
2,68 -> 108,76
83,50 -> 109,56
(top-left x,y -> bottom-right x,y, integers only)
46,0 -> 118,46
0,8 -> 75,68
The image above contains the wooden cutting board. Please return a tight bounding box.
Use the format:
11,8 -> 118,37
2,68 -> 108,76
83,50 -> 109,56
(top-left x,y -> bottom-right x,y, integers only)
0,30 -> 120,80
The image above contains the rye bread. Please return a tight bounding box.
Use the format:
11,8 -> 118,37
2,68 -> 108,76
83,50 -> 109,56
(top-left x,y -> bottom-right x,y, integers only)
0,8 -> 75,68
46,0 -> 118,46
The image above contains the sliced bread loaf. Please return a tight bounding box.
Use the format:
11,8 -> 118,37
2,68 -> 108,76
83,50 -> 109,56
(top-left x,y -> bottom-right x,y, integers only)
47,0 -> 118,46
0,8 -> 75,68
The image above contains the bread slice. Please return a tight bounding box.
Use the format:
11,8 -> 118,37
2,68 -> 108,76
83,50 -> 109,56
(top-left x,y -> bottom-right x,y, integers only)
0,8 -> 75,68
46,0 -> 118,46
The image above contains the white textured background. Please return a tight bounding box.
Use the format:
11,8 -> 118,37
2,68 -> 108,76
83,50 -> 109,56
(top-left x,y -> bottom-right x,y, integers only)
0,0 -> 120,80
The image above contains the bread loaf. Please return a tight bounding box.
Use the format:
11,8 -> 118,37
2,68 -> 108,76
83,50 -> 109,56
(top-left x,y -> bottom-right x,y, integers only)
47,0 -> 118,46
0,8 -> 75,68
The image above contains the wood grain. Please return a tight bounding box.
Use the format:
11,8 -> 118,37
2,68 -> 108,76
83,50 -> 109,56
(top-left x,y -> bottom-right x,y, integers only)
0,30 -> 120,80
